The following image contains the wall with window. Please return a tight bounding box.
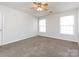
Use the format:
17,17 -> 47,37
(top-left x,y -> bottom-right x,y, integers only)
38,9 -> 78,43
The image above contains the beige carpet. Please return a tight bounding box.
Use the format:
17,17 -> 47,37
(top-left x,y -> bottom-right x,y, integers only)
0,36 -> 79,57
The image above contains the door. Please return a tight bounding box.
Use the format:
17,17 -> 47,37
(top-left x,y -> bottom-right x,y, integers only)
0,12 -> 2,45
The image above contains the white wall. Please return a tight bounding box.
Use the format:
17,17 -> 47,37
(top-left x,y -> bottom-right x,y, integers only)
38,9 -> 78,43
0,5 -> 37,45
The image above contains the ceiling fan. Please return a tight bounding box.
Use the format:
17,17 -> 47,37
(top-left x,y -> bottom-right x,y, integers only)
30,2 -> 53,18
31,2 -> 48,11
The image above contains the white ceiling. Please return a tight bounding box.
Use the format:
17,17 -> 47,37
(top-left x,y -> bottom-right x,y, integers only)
0,2 -> 79,17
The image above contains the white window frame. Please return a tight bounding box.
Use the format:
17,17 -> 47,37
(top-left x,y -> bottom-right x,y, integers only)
39,19 -> 46,32
60,15 -> 75,35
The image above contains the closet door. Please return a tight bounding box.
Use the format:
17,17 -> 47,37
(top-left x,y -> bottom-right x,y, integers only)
0,12 -> 2,45
0,30 -> 2,45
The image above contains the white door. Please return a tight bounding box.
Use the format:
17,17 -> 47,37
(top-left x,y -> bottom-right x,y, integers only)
0,30 -> 2,45
0,12 -> 2,45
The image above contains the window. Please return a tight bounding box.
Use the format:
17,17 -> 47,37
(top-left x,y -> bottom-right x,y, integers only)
39,19 -> 46,32
60,15 -> 74,35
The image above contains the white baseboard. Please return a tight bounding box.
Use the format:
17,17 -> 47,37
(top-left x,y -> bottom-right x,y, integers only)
1,33 -> 78,46
38,34 -> 78,43
1,34 -> 37,46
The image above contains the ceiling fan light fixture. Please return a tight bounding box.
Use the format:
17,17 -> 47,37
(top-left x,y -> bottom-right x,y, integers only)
37,7 -> 43,11
32,2 -> 48,11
